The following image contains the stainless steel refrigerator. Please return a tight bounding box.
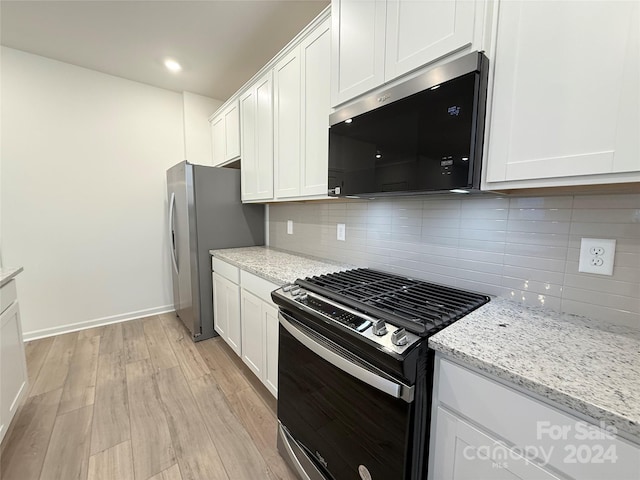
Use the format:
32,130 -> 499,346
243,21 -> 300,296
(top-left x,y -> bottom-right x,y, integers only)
167,161 -> 264,341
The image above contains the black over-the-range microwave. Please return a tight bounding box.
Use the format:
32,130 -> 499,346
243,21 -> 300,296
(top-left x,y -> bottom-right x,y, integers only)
328,51 -> 489,198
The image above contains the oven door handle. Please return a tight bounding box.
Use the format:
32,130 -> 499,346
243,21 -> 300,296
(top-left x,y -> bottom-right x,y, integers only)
279,312 -> 415,403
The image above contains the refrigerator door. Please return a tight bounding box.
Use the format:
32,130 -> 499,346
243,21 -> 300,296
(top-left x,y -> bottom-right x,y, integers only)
167,161 -> 198,335
167,161 -> 265,341
192,164 -> 264,340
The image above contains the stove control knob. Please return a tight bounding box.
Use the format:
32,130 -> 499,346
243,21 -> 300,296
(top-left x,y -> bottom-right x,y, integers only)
283,284 -> 293,292
291,287 -> 301,296
371,319 -> 388,336
391,328 -> 409,346
299,293 -> 308,301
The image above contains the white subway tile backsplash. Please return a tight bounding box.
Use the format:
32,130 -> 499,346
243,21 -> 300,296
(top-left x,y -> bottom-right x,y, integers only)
459,218 -> 508,231
504,243 -> 568,260
269,193 -> 640,330
572,193 -> 640,209
571,208 -> 640,224
422,198 -> 462,210
420,226 -> 460,239
502,265 -> 565,286
508,196 -> 574,209
501,276 -> 564,298
570,222 -> 640,239
507,208 -> 573,222
506,231 -> 569,248
457,248 -> 504,264
459,208 -> 509,220
507,220 -> 571,234
458,238 -> 505,253
503,254 -> 567,273
457,258 -> 504,275
563,273 -> 640,298
423,208 -> 461,219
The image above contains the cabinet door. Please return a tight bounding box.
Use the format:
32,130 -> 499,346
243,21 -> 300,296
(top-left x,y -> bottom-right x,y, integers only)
385,0 -> 477,81
300,17 -> 331,197
241,74 -> 274,202
213,273 -> 241,355
223,100 -> 241,161
331,0 -> 386,106
212,273 -> 228,338
0,301 -> 28,444
210,115 -> 225,166
241,290 -> 264,377
485,1 -> 640,186
431,407 -> 561,480
262,302 -> 279,398
274,49 -> 302,199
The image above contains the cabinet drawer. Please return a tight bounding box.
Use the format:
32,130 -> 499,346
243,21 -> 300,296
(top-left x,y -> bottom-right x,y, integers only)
1,280 -> 17,315
240,270 -> 279,305
212,258 -> 240,284
438,357 -> 640,479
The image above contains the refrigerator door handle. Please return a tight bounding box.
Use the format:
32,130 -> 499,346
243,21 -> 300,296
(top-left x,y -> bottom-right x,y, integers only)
169,192 -> 179,274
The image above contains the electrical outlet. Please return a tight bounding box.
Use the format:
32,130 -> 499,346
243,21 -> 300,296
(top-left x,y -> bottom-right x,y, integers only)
287,220 -> 293,235
579,238 -> 616,275
337,223 -> 346,241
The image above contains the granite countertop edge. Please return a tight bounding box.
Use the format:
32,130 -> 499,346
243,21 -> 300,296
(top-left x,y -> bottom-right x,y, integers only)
0,267 -> 24,288
429,298 -> 640,440
209,246 -> 354,285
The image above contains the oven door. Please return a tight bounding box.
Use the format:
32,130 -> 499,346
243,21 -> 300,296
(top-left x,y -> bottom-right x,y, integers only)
277,310 -> 415,480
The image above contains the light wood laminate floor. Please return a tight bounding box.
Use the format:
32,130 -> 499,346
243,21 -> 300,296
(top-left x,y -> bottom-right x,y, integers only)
0,313 -> 297,480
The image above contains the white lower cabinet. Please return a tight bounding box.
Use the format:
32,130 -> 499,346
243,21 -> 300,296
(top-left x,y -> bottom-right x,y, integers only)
0,279 -> 28,445
432,406 -> 561,480
212,257 -> 280,398
212,272 -> 241,355
240,289 -> 264,377
430,356 -> 640,480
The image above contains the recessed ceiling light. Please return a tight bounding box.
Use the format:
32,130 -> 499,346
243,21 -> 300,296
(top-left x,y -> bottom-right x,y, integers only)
164,59 -> 182,72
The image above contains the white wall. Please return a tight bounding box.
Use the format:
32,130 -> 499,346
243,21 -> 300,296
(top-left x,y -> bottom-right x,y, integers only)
182,91 -> 222,166
1,47 -> 185,339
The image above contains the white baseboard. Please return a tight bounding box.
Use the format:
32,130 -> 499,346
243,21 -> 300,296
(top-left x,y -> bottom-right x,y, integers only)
22,304 -> 175,342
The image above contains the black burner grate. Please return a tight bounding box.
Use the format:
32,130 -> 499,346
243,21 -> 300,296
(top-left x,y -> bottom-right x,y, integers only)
296,269 -> 489,336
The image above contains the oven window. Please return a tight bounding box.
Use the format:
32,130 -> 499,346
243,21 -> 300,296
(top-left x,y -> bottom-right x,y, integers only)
278,323 -> 414,480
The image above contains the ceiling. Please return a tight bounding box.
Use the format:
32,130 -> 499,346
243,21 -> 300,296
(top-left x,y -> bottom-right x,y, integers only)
1,0 -> 329,101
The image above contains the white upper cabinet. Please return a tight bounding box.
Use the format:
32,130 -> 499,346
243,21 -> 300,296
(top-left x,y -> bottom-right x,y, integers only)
300,17 -> 332,197
331,0 -> 386,107
274,16 -> 332,200
331,0 -> 488,107
484,0 -> 640,189
274,49 -> 303,199
240,72 -> 274,202
384,0 -> 476,81
210,100 -> 240,166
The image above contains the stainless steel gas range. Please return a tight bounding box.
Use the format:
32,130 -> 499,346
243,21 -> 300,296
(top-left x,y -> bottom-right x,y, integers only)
271,268 -> 489,480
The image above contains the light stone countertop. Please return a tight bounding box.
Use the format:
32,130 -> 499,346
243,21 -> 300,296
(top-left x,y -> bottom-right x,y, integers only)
0,267 -> 23,288
429,297 -> 640,439
209,246 -> 639,439
210,246 -> 354,286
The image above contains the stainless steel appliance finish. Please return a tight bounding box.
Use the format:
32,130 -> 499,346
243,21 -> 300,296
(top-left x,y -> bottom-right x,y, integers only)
166,161 -> 264,341
329,51 -> 486,126
328,52 -> 489,197
272,268 -> 489,480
